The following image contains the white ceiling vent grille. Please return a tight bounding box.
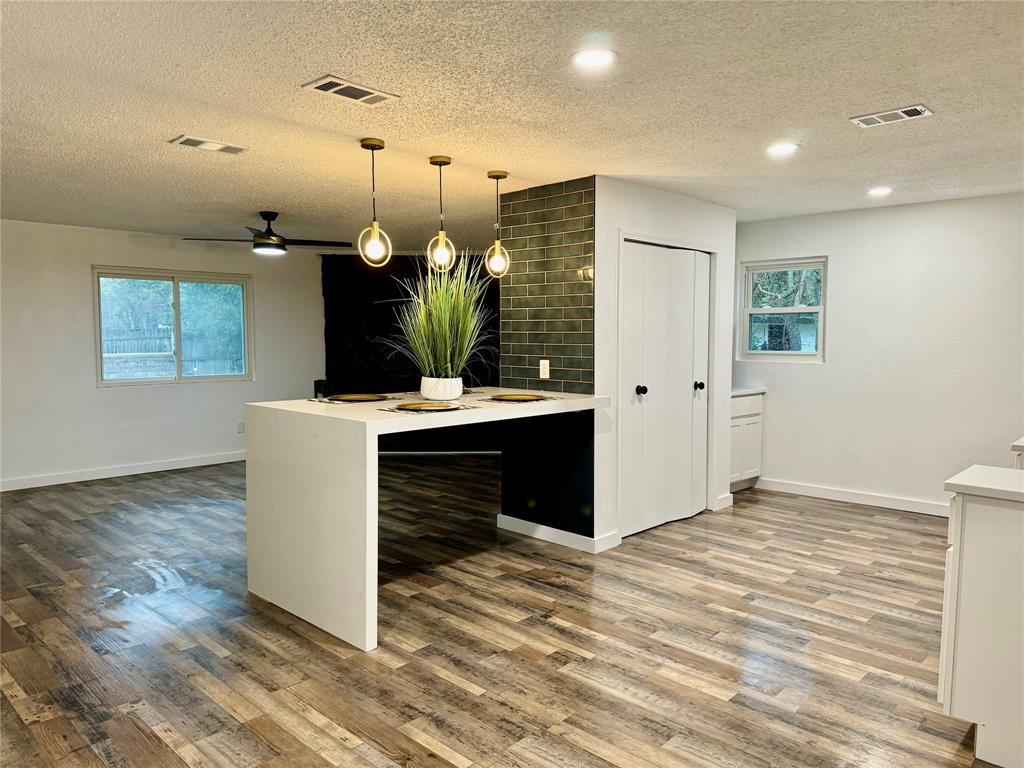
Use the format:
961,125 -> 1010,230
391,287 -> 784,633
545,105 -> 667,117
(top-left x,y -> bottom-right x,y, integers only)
849,105 -> 932,128
302,75 -> 398,107
169,135 -> 249,154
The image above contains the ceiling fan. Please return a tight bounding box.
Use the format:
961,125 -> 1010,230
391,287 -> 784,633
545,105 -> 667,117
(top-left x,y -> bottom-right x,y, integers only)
183,211 -> 352,256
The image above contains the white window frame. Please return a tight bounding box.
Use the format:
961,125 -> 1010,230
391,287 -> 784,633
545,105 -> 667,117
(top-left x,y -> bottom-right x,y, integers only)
93,265 -> 255,386
738,256 -> 827,363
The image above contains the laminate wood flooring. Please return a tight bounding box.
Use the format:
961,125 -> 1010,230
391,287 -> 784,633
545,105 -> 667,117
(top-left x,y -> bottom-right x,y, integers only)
1,457 -> 976,767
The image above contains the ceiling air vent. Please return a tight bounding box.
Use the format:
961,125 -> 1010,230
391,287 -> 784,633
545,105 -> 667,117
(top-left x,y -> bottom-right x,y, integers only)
302,75 -> 398,107
849,105 -> 932,128
169,135 -> 249,154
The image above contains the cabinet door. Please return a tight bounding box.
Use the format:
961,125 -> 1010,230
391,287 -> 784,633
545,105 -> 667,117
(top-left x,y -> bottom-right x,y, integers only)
740,417 -> 762,479
730,421 -> 743,482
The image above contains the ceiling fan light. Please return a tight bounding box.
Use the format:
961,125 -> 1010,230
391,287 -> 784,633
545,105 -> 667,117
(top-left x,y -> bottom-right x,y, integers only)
358,220 -> 392,267
253,242 -> 287,257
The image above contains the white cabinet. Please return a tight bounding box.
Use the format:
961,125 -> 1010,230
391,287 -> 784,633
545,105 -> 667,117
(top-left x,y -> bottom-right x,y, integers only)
940,466 -> 1024,768
730,391 -> 764,485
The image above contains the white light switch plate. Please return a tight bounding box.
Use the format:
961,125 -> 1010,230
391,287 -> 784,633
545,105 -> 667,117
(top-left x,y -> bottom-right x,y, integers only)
539,359 -> 550,379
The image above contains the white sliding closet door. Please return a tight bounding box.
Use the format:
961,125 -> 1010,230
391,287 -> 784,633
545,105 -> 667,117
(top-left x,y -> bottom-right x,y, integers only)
619,240 -> 710,537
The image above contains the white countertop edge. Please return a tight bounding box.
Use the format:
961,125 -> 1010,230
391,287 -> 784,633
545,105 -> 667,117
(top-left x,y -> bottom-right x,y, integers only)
1012,436 -> 1024,452
944,464 -> 1024,504
247,387 -> 610,435
731,387 -> 766,397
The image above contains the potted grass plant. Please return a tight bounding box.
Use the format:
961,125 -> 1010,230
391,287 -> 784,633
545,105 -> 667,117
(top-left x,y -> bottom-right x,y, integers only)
382,253 -> 495,400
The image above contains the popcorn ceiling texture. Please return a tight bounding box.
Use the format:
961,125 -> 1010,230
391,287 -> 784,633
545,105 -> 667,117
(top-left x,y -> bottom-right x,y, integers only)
499,177 -> 595,394
0,2 -> 1021,247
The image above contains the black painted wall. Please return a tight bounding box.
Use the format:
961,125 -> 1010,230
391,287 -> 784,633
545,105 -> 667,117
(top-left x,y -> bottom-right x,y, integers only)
321,254 -> 501,450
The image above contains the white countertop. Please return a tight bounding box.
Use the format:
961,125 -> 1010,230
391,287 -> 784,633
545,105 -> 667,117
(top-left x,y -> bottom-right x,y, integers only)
248,387 -> 610,436
1012,436 -> 1024,453
945,464 -> 1024,504
732,387 -> 766,397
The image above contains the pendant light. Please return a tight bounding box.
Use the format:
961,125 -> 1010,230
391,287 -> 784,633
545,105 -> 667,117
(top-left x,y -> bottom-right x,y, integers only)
484,170 -> 511,278
427,155 -> 456,271
356,138 -> 392,267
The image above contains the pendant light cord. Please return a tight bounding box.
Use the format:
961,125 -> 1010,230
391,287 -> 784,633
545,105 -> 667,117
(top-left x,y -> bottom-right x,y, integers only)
494,177 -> 501,234
438,164 -> 445,230
370,150 -> 378,221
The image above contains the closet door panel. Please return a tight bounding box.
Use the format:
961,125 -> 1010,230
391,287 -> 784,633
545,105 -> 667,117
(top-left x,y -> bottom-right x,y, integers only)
643,246 -> 696,526
618,241 -> 646,537
640,246 -> 670,529
689,251 -> 711,514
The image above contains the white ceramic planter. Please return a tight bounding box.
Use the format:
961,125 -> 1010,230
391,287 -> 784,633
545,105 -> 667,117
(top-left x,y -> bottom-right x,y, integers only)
420,376 -> 463,401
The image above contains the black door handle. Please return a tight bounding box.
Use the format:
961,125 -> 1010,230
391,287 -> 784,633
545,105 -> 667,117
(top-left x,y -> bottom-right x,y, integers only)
635,385 -> 648,396
693,381 -> 705,391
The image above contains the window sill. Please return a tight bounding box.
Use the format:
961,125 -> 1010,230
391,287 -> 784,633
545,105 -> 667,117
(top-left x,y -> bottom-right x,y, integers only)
736,355 -> 824,365
98,375 -> 254,387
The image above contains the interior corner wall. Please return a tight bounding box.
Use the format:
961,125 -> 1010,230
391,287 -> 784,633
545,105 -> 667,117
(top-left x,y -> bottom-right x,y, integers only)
0,219 -> 325,490
734,193 -> 1024,515
593,178 -> 738,543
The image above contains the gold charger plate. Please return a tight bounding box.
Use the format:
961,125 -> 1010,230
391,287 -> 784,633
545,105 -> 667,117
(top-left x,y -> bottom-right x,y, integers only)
491,393 -> 546,402
327,393 -> 388,402
396,401 -> 460,412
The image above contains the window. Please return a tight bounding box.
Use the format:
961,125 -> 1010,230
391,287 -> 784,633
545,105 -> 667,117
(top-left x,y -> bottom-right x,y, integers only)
739,257 -> 826,362
94,267 -> 253,384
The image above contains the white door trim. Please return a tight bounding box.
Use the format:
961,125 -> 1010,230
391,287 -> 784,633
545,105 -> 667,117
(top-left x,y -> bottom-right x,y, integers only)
615,229 -> 717,536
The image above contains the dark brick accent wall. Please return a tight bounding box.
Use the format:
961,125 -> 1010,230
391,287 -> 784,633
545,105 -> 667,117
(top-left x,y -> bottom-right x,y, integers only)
499,176 -> 594,394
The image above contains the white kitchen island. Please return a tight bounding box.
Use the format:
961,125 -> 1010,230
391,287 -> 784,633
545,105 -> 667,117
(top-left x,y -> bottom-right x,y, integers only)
245,388 -> 610,651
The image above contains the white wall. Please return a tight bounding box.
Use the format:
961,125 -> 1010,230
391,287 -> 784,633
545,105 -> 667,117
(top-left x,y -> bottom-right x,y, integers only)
734,193 -> 1024,515
594,177 -> 737,545
1,219 -> 325,490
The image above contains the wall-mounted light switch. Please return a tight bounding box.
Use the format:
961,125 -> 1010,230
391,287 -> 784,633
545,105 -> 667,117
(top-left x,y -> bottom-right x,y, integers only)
539,359 -> 550,379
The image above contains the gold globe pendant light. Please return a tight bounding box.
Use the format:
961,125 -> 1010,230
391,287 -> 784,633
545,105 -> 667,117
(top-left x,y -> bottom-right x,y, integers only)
356,138 -> 392,268
484,170 -> 511,278
427,155 -> 456,271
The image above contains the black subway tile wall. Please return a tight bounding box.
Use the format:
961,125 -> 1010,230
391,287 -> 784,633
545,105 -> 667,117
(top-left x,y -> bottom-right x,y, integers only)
499,176 -> 594,394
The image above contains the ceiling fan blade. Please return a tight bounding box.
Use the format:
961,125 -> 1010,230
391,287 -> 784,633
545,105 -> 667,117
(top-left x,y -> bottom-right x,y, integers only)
286,238 -> 354,248
245,226 -> 264,237
182,237 -> 251,242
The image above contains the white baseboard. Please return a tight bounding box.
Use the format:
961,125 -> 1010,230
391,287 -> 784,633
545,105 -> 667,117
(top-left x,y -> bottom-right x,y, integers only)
497,514 -> 621,553
712,492 -> 734,511
752,477 -> 949,517
1,451 -> 246,492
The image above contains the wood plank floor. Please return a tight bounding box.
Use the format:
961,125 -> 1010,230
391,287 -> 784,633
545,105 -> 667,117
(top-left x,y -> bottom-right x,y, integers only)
1,457 -> 976,767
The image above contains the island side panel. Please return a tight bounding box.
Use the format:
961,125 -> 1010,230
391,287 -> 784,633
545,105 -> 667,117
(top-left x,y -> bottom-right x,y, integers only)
500,410 -> 596,537
245,405 -> 378,651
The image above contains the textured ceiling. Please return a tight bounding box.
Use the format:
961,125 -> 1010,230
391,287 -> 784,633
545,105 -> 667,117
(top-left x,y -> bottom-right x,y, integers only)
1,1 -> 1022,249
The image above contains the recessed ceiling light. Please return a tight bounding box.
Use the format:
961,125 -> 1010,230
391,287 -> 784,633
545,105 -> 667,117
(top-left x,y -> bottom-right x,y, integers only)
767,142 -> 800,158
572,49 -> 616,72
868,186 -> 893,198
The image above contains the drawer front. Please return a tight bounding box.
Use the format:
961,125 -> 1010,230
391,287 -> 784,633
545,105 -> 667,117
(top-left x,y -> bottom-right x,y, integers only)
731,394 -> 763,418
